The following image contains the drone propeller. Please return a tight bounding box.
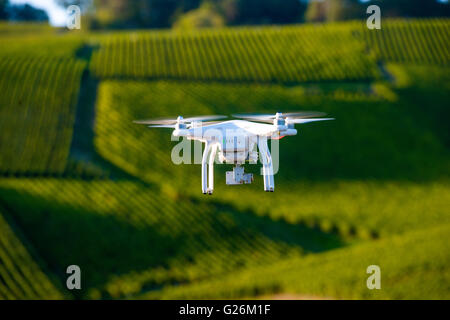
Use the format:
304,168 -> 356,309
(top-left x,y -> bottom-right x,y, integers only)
190,121 -> 223,127
134,115 -> 227,126
232,111 -> 327,123
288,118 -> 334,124
146,124 -> 177,128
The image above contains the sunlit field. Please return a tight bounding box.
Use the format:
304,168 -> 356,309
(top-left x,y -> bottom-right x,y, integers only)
0,19 -> 449,299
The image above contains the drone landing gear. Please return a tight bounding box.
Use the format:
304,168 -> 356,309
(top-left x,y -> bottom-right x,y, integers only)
258,137 -> 275,192
202,142 -> 219,195
201,138 -> 275,194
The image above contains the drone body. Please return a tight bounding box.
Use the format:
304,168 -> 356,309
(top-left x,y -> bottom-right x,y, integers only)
135,112 -> 333,194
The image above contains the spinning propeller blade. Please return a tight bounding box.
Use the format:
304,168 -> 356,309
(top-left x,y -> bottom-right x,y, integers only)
232,111 -> 327,123
184,115 -> 227,122
134,115 -> 227,126
232,113 -> 275,120
288,118 -> 335,124
146,124 -> 177,128
188,121 -> 223,128
284,111 -> 327,118
134,119 -> 177,125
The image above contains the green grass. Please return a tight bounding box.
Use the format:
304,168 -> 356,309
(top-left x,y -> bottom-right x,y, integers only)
0,210 -> 63,299
364,19 -> 450,65
0,23 -> 87,175
90,22 -> 380,83
0,178 -> 342,299
89,19 -> 450,83
143,224 -> 450,299
0,22 -> 57,36
0,19 -> 449,300
199,180 -> 450,238
0,57 -> 86,175
0,31 -> 85,59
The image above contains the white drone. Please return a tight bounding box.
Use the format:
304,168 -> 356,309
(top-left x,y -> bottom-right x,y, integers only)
135,112 -> 333,194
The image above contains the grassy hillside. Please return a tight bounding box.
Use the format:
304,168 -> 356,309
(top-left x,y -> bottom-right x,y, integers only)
0,57 -> 86,175
0,19 -> 448,300
364,19 -> 450,65
144,224 -> 450,300
0,24 -> 84,59
0,210 -> 63,299
89,19 -> 450,83
0,178 -> 341,299
90,22 -> 380,83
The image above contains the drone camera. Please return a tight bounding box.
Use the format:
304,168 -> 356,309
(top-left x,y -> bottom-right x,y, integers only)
226,165 -> 253,185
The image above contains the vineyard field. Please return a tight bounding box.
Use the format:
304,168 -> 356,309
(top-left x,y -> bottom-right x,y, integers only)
0,178 -> 342,299
89,19 -> 450,83
0,57 -> 86,175
0,27 -> 85,59
144,224 -> 450,299
0,210 -> 63,299
0,18 -> 448,300
90,23 -> 380,83
364,19 -> 450,65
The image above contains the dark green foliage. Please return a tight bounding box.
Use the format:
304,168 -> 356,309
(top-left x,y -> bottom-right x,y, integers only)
217,0 -> 306,25
5,4 -> 49,22
0,57 -> 86,175
144,224 -> 450,299
0,0 -> 7,20
0,179 -> 342,298
0,210 -> 63,299
370,0 -> 450,18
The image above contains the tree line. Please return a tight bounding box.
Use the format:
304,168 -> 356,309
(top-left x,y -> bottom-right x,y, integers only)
0,0 -> 48,22
63,0 -> 450,29
1,0 -> 449,27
